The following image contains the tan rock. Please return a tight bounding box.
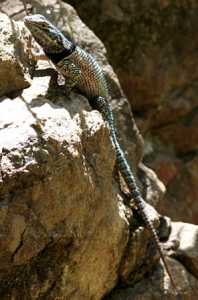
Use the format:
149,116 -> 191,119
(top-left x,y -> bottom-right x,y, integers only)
170,222 -> 198,278
0,3 -> 132,299
0,13 -> 30,96
0,91 -> 129,298
0,1 -> 194,299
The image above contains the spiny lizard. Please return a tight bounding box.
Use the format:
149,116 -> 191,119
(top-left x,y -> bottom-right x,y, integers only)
24,14 -> 179,298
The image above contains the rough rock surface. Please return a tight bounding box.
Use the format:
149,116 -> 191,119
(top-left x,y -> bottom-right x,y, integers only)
0,88 -> 128,300
0,8 -> 129,297
170,222 -> 198,278
105,222 -> 198,300
105,259 -> 198,300
0,1 -> 161,299
0,0 -> 197,299
67,0 -> 198,224
0,12 -> 30,96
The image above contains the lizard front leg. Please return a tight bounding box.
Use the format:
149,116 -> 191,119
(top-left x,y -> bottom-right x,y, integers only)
26,35 -> 48,62
26,35 -> 66,87
57,58 -> 81,95
26,35 -> 54,81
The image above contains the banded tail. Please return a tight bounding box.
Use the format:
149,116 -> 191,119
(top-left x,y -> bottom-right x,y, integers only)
92,96 -> 180,298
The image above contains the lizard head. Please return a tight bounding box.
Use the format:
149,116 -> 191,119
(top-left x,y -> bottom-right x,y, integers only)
24,14 -> 74,55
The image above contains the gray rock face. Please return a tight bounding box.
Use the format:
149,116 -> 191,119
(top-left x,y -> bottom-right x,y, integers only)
0,0 -> 197,299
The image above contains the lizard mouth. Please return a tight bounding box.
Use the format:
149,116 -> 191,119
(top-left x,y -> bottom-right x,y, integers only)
24,15 -> 34,25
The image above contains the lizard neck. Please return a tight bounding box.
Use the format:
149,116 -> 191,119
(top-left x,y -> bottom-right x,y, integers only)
45,43 -> 76,64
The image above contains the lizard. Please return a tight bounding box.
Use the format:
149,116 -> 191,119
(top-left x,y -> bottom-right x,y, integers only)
23,14 -> 180,298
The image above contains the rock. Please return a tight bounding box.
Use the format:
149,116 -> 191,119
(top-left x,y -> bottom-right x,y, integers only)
19,0 -> 164,204
0,0 -> 26,20
170,222 -> 198,278
105,222 -> 198,300
156,156 -> 198,224
104,259 -> 198,300
139,163 -> 166,207
67,0 -> 198,224
0,89 -> 129,299
148,155 -> 182,186
151,111 -> 198,154
0,12 -> 30,96
66,0 -> 198,111
0,1 -> 165,299
119,202 -> 162,285
1,1 -> 196,299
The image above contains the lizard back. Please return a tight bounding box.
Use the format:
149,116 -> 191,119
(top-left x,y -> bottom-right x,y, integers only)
57,46 -> 109,99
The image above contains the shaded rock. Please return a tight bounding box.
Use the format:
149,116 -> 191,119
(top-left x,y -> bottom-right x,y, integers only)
139,163 -> 166,208
151,110 -> 198,155
136,84 -> 198,134
147,155 -> 182,186
119,201 -> 165,286
143,140 -> 198,223
156,156 -> 198,224
104,259 -> 198,300
105,221 -> 198,300
66,0 -> 198,112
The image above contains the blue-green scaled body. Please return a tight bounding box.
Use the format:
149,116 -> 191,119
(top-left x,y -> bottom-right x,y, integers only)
24,14 -> 179,297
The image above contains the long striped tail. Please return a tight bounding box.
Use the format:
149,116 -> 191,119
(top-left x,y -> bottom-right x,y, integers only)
91,96 -> 180,298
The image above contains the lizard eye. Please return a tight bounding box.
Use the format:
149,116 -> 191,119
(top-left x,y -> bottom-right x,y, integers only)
39,23 -> 46,28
